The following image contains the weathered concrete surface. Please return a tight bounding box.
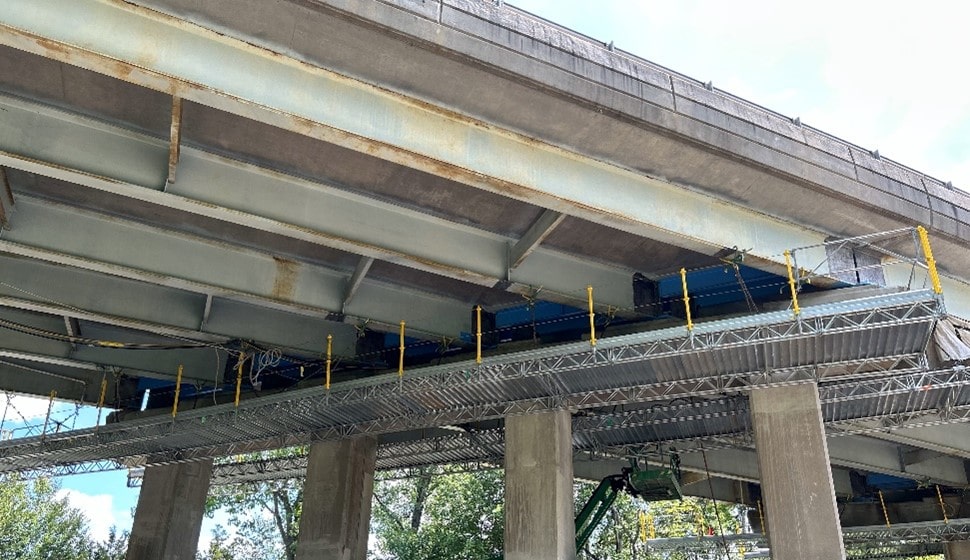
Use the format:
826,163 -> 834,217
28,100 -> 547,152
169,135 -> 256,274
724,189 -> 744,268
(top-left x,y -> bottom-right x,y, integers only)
505,409 -> 575,560
947,541 -> 970,560
128,0 -> 970,280
296,437 -> 377,560
126,460 -> 213,560
751,383 -> 845,560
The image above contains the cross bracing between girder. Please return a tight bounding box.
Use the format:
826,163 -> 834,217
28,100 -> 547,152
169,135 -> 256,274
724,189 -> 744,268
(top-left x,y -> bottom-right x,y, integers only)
0,290 -> 952,475
0,92 -> 634,312
0,0 -> 833,274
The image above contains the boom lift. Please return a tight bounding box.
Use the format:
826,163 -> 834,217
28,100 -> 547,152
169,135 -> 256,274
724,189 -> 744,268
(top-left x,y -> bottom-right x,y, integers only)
575,454 -> 683,551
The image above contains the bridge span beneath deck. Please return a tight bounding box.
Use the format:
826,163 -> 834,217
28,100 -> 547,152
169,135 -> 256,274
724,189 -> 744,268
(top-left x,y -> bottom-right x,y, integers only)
1,1 -> 970,559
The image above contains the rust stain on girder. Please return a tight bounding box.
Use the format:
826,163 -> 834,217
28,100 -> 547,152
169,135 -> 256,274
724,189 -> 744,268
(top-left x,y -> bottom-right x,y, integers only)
1,18 -> 621,235
1,14 -> 764,271
0,166 -> 12,229
271,256 -> 299,301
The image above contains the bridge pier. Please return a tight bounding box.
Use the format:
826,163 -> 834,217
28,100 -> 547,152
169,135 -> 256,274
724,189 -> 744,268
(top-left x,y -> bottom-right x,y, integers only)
751,383 -> 846,559
504,409 -> 576,560
295,437 -> 377,560
125,460 -> 213,560
947,541 -> 970,560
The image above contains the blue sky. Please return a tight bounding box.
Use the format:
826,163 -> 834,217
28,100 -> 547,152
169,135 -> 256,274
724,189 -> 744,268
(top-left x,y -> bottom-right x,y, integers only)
8,0 -> 968,551
511,0 -> 970,189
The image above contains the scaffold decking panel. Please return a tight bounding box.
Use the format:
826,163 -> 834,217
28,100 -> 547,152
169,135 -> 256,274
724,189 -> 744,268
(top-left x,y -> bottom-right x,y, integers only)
0,290 -> 946,474
638,518 -> 970,556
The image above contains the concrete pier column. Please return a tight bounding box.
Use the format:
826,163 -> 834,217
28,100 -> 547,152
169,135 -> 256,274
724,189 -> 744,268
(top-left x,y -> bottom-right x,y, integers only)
946,541 -> 970,560
504,409 -> 575,560
296,437 -> 377,560
751,383 -> 845,560
126,459 -> 213,560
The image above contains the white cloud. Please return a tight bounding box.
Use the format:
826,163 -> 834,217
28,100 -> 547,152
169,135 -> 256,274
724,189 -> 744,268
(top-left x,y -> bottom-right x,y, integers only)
3,394 -> 56,422
198,508 -> 236,553
509,0 -> 970,188
57,488 -> 117,543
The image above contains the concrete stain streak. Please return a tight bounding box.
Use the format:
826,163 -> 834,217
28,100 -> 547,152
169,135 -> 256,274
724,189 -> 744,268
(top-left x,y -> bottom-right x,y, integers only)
272,256 -> 299,301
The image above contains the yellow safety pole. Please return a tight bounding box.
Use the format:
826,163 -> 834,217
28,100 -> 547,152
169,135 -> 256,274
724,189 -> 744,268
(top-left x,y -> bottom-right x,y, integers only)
95,375 -> 107,427
783,250 -> 801,317
171,364 -> 183,418
41,389 -> 56,437
586,285 -> 597,347
756,500 -> 765,533
475,306 -> 483,364
325,334 -> 333,390
917,225 -> 943,295
679,268 -> 693,332
398,321 -> 406,378
234,358 -> 244,408
638,511 -> 647,542
936,485 -> 950,524
878,490 -> 891,528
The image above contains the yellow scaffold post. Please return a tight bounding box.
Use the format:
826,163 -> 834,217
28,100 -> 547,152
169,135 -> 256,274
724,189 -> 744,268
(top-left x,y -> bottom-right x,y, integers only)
586,285 -> 597,347
95,373 -> 108,428
234,357 -> 244,408
878,490 -> 891,528
936,485 -> 950,524
756,499 -> 765,533
41,389 -> 56,437
917,225 -> 943,295
171,364 -> 184,418
326,334 -> 333,390
475,305 -> 483,364
783,250 -> 801,317
638,511 -> 647,542
679,268 -> 693,332
398,321 -> 406,378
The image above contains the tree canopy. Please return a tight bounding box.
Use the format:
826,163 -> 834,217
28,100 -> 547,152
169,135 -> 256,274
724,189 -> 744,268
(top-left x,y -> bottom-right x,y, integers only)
0,474 -> 127,560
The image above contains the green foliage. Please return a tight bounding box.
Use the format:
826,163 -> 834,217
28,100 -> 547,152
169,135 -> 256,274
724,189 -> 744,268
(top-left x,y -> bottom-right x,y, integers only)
197,525 -> 240,560
90,527 -> 129,560
574,478 -> 747,560
204,449 -> 305,560
202,460 -> 758,560
371,467 -> 504,560
0,475 -> 94,560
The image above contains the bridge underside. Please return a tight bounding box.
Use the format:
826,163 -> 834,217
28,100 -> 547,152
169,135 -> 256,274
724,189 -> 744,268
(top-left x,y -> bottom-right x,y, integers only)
2,1 -> 970,558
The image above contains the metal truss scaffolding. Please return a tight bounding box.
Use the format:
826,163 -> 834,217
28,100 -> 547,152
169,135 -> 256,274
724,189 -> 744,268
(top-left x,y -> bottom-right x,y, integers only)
642,518 -> 970,558
0,290 -> 952,476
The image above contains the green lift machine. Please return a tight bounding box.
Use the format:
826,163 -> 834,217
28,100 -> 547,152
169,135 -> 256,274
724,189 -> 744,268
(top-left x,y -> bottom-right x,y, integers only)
574,454 -> 683,551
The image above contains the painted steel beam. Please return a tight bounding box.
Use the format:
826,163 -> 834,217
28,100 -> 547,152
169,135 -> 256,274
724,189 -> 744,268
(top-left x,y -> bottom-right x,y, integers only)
847,421 -> 970,460
0,305 -> 223,386
828,435 -> 968,486
0,0 -> 832,276
0,94 -> 635,308
508,209 -> 565,270
342,257 -> 374,314
0,360 -> 110,405
0,195 -> 471,340
668,436 -> 969,487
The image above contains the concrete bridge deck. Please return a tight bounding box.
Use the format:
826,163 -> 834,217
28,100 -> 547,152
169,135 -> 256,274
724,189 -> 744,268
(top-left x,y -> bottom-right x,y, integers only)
2,1 -> 970,558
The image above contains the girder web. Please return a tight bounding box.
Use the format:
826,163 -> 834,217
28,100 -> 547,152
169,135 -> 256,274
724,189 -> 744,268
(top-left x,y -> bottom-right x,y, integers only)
0,291 -> 951,478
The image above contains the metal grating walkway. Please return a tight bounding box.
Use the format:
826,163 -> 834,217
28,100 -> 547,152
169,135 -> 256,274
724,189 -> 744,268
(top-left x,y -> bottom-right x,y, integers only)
641,518 -> 970,557
0,290 -> 949,475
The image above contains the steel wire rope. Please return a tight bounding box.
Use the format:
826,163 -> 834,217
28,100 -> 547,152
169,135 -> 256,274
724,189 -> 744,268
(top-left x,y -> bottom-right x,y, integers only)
0,279 -> 240,352
700,444 -> 730,558
0,316 -> 213,350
